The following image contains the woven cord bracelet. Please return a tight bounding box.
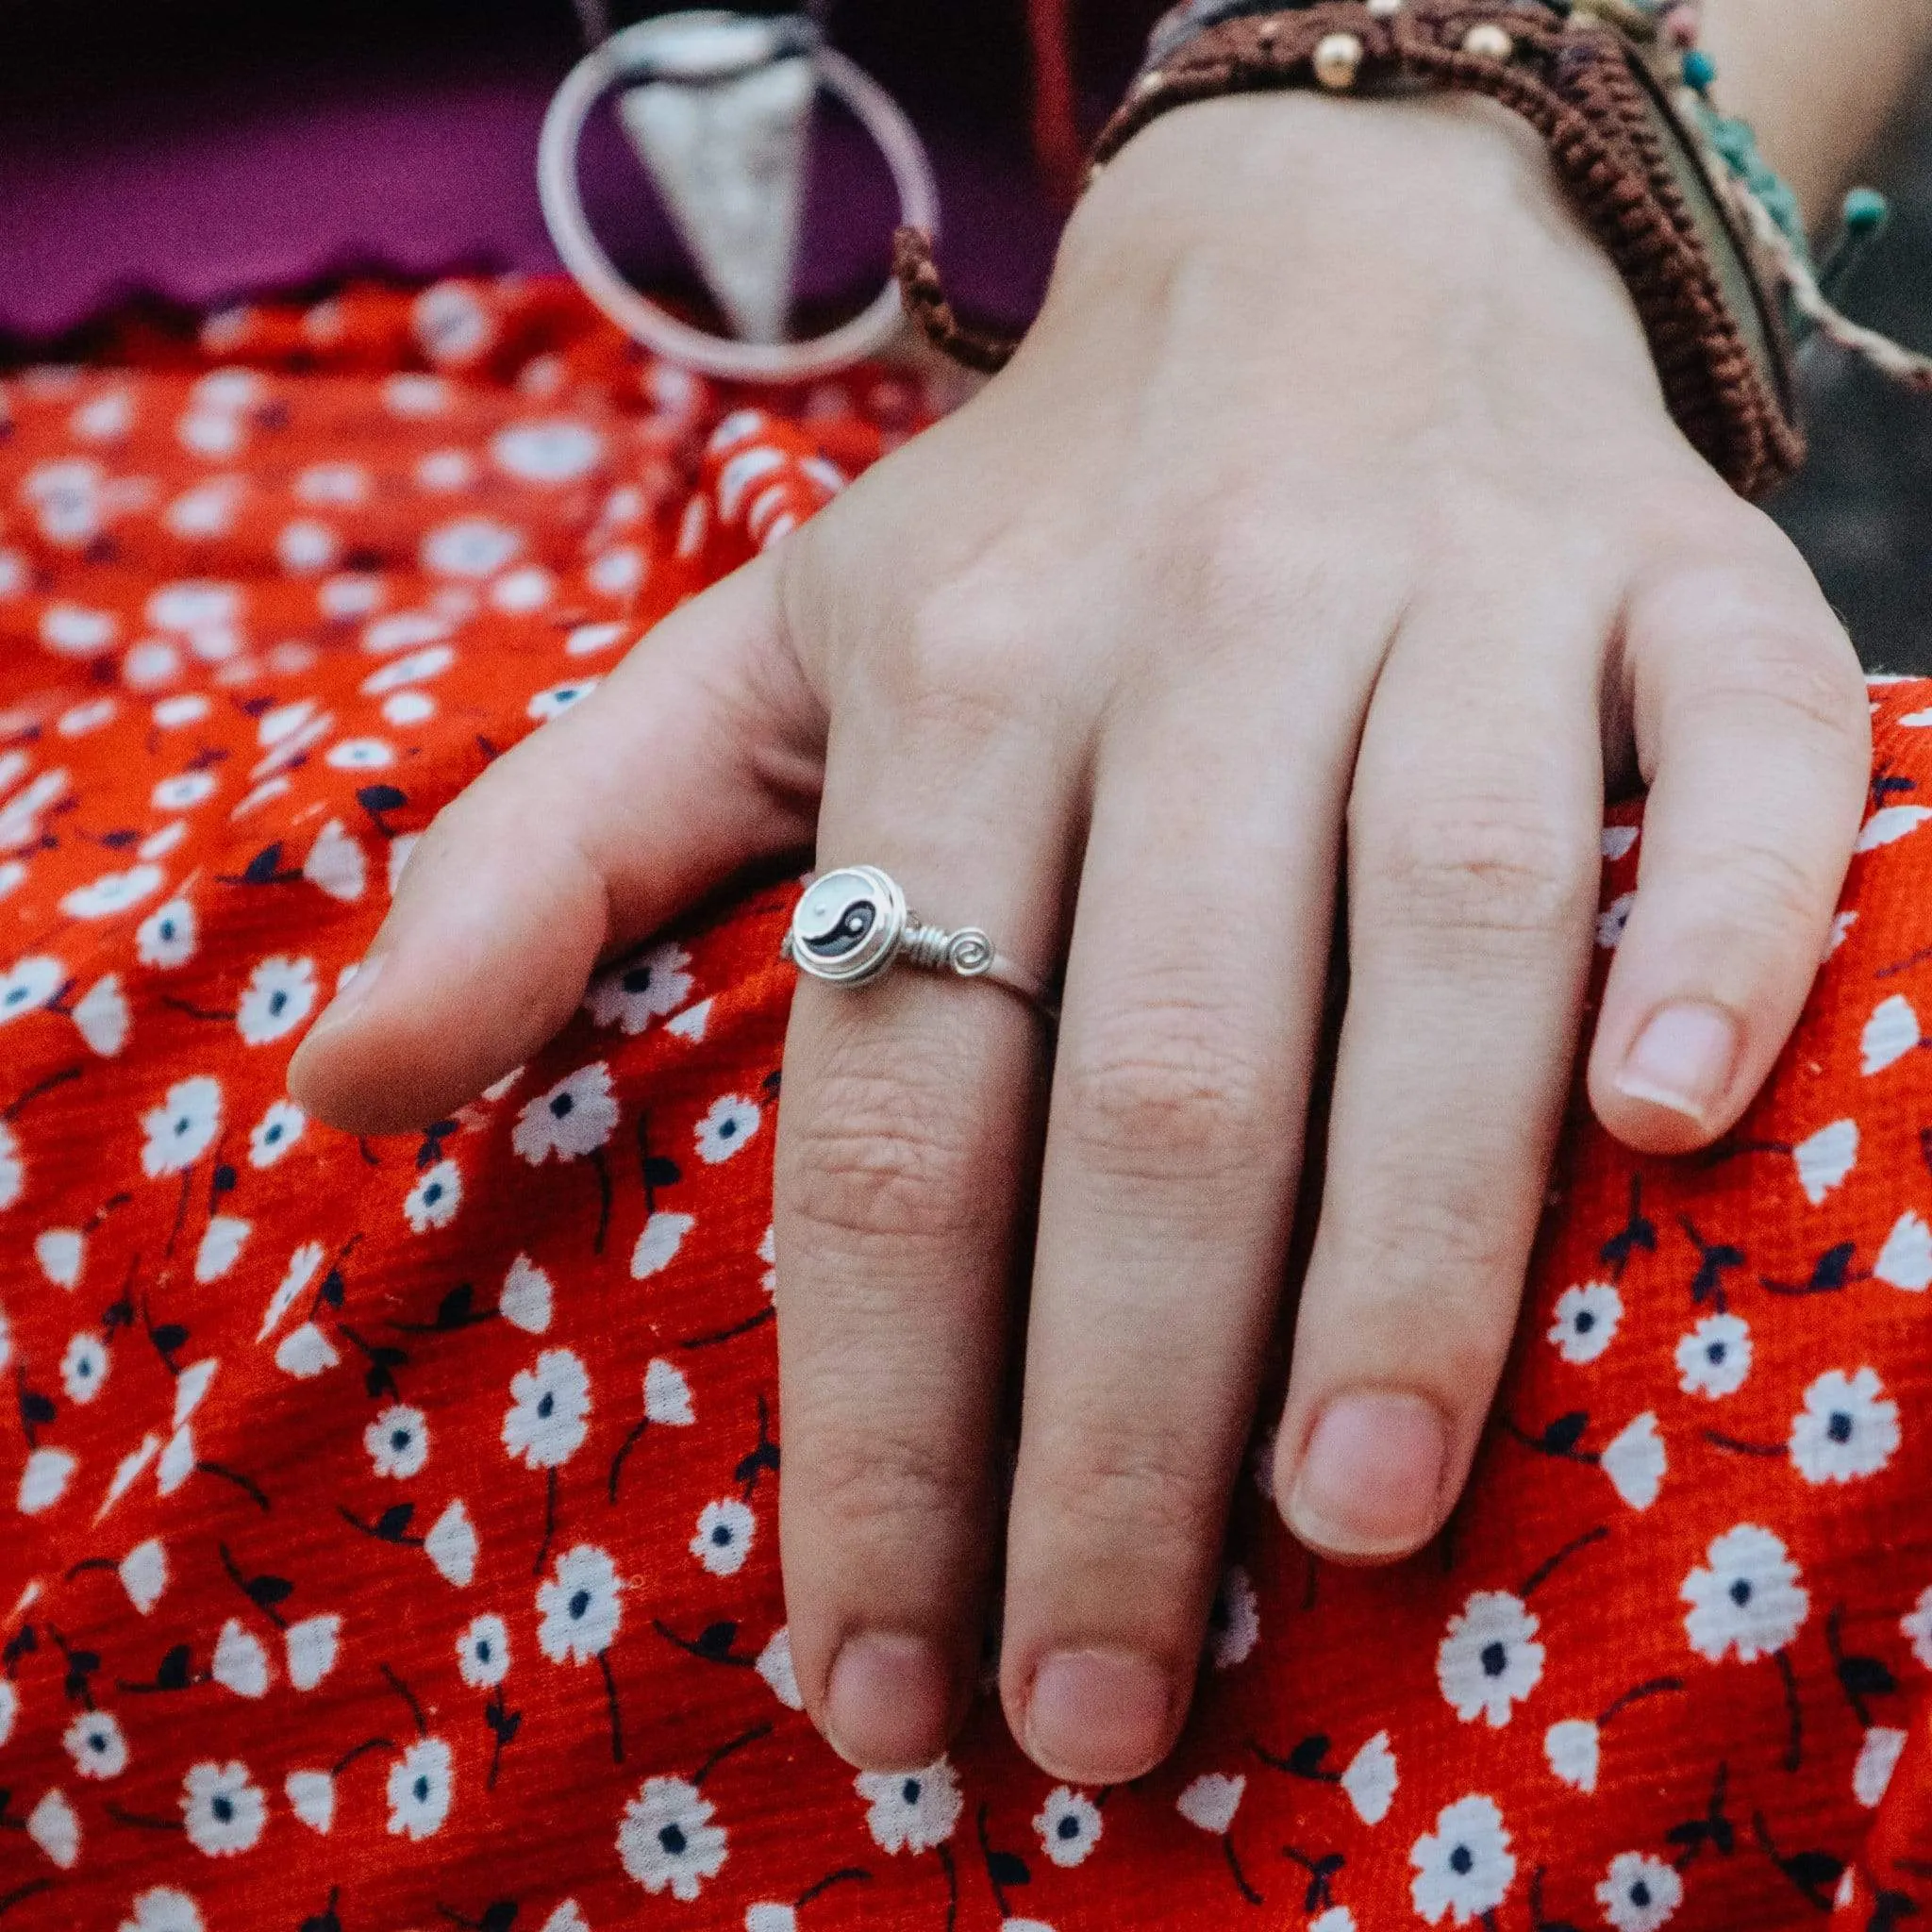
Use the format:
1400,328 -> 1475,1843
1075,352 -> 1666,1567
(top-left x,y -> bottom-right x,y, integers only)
895,0 -> 1932,502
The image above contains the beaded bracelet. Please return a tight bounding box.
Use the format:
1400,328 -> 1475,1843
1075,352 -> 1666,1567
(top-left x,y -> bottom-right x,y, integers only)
895,0 -> 1932,502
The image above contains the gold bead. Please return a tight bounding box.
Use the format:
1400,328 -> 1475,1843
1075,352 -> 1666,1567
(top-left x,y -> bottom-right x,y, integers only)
1312,30 -> 1365,88
1134,69 -> 1166,98
1461,21 -> 1515,58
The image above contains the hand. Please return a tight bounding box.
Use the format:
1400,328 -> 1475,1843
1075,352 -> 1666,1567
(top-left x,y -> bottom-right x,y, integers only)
291,91 -> 1868,1787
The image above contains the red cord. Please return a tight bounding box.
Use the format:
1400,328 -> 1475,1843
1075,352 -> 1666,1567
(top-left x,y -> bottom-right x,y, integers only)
1025,0 -> 1084,202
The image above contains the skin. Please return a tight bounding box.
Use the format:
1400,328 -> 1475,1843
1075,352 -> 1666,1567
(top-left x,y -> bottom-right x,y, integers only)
291,16 -> 1930,1787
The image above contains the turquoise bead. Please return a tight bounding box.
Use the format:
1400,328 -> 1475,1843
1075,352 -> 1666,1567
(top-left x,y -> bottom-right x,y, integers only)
1681,47 -> 1716,89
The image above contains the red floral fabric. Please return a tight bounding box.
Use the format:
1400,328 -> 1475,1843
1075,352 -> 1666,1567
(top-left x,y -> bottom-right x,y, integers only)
3,278 -> 1932,1932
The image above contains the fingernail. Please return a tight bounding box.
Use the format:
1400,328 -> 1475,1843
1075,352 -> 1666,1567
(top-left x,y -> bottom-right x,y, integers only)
1024,1648 -> 1173,1784
307,952 -> 386,1038
1615,1001 -> 1740,1123
824,1632 -> 954,1770
1286,1390 -> 1448,1558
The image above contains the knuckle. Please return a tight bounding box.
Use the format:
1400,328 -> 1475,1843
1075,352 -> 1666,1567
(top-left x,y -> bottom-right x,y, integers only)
1058,1004 -> 1268,1183
777,1066 -> 981,1256
887,571 -> 1042,733
1695,834 -> 1832,946
801,1420 -> 974,1546
1024,1423 -> 1217,1575
1357,793 -> 1594,941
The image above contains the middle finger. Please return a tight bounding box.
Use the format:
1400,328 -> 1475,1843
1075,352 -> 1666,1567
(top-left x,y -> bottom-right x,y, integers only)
1002,655 -> 1359,1784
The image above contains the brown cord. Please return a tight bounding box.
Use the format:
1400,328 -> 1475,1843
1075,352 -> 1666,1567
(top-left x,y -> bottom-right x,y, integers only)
897,2 -> 1803,499
891,227 -> 1016,375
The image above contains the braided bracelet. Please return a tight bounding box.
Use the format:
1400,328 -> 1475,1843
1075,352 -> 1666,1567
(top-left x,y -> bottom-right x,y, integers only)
896,0 -> 1931,502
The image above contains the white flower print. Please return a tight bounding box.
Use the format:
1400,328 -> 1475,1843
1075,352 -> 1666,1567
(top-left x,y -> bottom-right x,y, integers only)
63,1708 -> 128,1779
691,1498 -> 755,1575
632,1210 -> 695,1280
137,898 -> 197,969
61,862 -> 164,919
457,1614 -> 510,1689
695,1093 -> 761,1164
236,955 -> 316,1045
365,1404 -> 430,1479
1877,1210 -> 1932,1291
325,738 -> 394,771
284,1615 -> 341,1691
1544,1718 -> 1600,1793
512,1063 -> 619,1163
120,1889 -> 206,1932
1596,891 -> 1634,948
1308,1914 -> 1357,1932
426,1501 -> 478,1587
537,1544 -> 623,1662
1793,1118 -> 1857,1204
1409,1794 -> 1515,1924
285,1770 -> 335,1834
1597,1853 -> 1683,1931
141,1076 -> 222,1177
528,679 -> 598,722
0,1120 -> 20,1210
0,1677 -> 14,1747
1548,1282 -> 1621,1363
36,1228 -> 83,1288
120,1540 -> 167,1615
493,418 -> 605,483
1035,1786 -> 1102,1867
74,974 -> 130,1056
858,1759 -> 963,1853
0,955 -> 65,1024
276,1324 -> 339,1378
61,1332 -> 108,1404
248,1100 -> 305,1168
19,1447 -> 76,1514
644,1357 -> 694,1426
1682,1524 -> 1809,1661
538,1907 -> 589,1932
152,770 -> 218,812
302,819 -> 367,903
1676,1313 -> 1752,1398
423,515 -> 524,578
1341,1731 -> 1398,1824
405,1159 -> 462,1232
1208,1564 -> 1259,1668
504,1350 -> 591,1469
181,1760 -> 266,1856
258,1240 -> 325,1341
618,1776 -> 727,1899
500,1255 -> 554,1334
1789,1367 -> 1899,1485
1437,1591 -> 1543,1727
1602,1412 -> 1666,1510
1862,992 -> 1922,1074
586,942 -> 693,1034
1856,1725 -> 1907,1807
1904,1587 -> 1932,1670
386,1737 -> 453,1840
210,1620 -> 270,1699
27,1789 -> 79,1869
195,1216 -> 249,1283
1857,805 -> 1932,850
756,1627 -> 802,1709
745,1907 -> 797,1932
1176,1771 -> 1244,1838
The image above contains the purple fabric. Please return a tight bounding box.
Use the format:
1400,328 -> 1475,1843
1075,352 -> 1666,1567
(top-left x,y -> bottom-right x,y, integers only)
0,49 -> 1061,344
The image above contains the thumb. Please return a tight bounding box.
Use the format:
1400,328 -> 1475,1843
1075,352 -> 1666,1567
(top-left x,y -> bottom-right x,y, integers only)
289,553 -> 822,1132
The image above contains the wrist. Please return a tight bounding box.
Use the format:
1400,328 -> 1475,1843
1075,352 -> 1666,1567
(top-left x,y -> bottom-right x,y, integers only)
1048,92 -> 1660,404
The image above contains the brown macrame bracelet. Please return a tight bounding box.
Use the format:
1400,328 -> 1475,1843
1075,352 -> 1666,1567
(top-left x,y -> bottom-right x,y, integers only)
894,0 -> 1804,500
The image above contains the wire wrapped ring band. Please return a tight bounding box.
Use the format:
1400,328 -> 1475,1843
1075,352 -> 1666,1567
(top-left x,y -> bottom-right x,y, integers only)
781,866 -> 1055,1017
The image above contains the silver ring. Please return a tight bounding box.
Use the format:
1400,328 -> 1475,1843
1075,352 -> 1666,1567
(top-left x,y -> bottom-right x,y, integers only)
782,865 -> 1055,1016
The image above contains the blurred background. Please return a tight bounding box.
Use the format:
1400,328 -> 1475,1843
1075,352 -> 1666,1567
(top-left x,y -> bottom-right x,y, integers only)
1,0 -> 1926,669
